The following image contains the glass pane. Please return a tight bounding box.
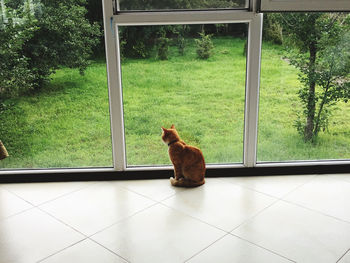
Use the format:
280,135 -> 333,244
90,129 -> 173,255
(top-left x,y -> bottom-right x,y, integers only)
258,13 -> 350,162
120,24 -> 248,166
117,0 -> 248,11
0,0 -> 113,169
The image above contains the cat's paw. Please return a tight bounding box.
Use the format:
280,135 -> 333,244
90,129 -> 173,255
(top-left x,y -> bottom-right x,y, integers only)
170,177 -> 176,185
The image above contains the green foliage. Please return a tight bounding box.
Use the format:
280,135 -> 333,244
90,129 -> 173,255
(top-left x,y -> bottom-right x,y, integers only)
119,26 -> 157,58
157,36 -> 170,60
0,2 -> 38,98
0,0 -> 101,98
263,14 -> 283,45
177,37 -> 186,56
243,41 -> 247,56
195,32 -> 214,59
278,13 -> 350,142
175,25 -> 188,56
118,0 -> 245,10
26,0 -> 101,82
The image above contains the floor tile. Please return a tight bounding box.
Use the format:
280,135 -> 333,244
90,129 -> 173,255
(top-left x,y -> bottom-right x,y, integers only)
324,173 -> 350,183
0,208 -> 84,263
40,182 -> 155,236
0,187 -> 33,220
116,178 -> 184,202
188,234 -> 293,263
162,178 -> 276,231
92,203 -> 225,263
40,239 -> 127,263
284,175 -> 350,222
2,181 -> 97,206
233,200 -> 350,263
219,175 -> 315,198
338,250 -> 350,263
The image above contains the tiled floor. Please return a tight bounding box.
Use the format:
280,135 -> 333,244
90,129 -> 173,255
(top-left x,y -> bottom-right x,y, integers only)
1,174 -> 350,263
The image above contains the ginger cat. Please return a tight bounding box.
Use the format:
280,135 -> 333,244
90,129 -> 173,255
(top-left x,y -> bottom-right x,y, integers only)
161,125 -> 205,187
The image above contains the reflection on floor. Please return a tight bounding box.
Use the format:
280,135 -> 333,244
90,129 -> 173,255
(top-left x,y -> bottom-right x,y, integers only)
1,173 -> 350,263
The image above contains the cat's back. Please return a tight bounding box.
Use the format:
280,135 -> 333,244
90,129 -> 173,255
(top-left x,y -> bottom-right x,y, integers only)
183,144 -> 205,164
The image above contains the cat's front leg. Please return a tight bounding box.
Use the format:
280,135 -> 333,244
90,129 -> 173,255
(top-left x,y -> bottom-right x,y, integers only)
173,164 -> 184,180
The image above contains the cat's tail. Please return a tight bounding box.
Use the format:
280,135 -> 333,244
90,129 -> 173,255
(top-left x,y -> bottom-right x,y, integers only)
170,177 -> 205,187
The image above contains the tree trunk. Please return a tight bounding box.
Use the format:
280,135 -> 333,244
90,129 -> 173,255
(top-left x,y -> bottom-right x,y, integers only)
304,41 -> 317,141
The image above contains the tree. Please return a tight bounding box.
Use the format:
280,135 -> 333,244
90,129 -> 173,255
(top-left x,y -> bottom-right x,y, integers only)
279,13 -> 350,142
0,0 -> 101,97
25,0 -> 101,87
0,1 -> 38,98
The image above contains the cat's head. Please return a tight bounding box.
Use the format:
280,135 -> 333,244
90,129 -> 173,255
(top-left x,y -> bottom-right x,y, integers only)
161,124 -> 180,145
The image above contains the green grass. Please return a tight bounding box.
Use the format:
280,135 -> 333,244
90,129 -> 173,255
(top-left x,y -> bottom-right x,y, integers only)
0,60 -> 113,168
122,37 -> 246,165
258,42 -> 350,162
0,37 -> 349,169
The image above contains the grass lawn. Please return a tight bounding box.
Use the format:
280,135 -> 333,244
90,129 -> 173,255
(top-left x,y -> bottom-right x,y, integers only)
0,37 -> 349,169
122,37 -> 247,165
258,43 -> 350,162
0,60 -> 113,169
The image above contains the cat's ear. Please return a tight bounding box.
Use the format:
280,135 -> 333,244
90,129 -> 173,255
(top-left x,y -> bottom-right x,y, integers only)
161,127 -> 166,132
171,124 -> 175,129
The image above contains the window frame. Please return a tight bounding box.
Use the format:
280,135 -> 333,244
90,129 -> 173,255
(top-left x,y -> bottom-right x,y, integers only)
0,0 -> 349,178
105,4 -> 263,171
259,0 -> 350,12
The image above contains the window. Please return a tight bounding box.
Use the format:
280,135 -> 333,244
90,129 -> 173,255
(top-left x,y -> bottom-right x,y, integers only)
0,0 -> 349,175
0,0 -> 113,170
116,0 -> 249,12
120,24 -> 248,167
258,13 -> 350,163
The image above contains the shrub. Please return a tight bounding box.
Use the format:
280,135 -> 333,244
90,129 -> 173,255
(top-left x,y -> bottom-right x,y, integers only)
177,36 -> 186,56
0,0 -> 101,98
0,3 -> 38,98
157,36 -> 170,60
195,32 -> 214,59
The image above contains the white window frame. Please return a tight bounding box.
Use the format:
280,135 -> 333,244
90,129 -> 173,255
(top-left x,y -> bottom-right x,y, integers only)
104,0 -> 263,171
0,0 -> 350,176
259,0 -> 350,12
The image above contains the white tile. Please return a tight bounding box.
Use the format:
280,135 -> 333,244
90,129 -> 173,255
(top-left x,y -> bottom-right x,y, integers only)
0,208 -> 84,263
219,175 -> 315,198
92,204 -> 225,263
284,176 -> 350,222
162,179 -> 276,231
117,178 -> 185,201
0,187 -> 32,220
324,173 -> 350,183
338,250 -> 350,263
40,182 -> 155,235
3,181 -> 97,206
40,239 -> 127,263
233,201 -> 350,263
188,234 -> 293,263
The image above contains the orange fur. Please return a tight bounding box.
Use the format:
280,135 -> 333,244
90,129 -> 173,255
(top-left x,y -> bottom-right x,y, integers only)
162,125 -> 205,187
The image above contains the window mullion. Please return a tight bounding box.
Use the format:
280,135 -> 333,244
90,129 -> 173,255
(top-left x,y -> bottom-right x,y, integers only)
113,10 -> 256,26
103,0 -> 126,171
244,13 -> 263,167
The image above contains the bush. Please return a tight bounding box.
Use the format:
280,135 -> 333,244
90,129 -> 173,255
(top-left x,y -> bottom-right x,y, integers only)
0,0 -> 101,98
263,14 -> 283,45
0,4 -> 38,98
195,32 -> 214,59
177,36 -> 186,56
119,26 -> 157,59
157,36 -> 170,60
